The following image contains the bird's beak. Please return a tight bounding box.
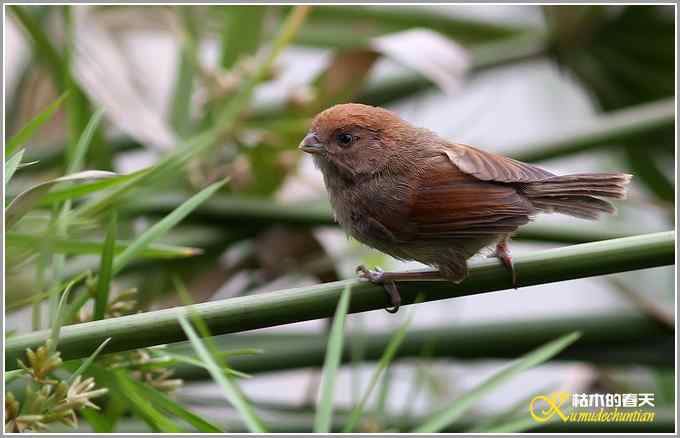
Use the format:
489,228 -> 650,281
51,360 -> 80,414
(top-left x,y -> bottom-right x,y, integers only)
299,133 -> 325,155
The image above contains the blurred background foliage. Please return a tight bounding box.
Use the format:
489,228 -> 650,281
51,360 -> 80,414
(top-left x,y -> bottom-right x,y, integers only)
4,4 -> 675,433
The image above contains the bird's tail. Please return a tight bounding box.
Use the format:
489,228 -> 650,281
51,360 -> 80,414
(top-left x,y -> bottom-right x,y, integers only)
522,173 -> 633,220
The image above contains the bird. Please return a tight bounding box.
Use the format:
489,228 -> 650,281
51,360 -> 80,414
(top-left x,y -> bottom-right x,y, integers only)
299,103 -> 632,313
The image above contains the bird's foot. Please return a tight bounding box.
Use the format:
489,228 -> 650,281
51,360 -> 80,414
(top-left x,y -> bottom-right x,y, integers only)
356,265 -> 401,313
489,240 -> 517,288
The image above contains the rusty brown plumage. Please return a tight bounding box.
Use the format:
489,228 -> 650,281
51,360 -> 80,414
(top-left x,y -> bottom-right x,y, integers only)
299,103 -> 632,287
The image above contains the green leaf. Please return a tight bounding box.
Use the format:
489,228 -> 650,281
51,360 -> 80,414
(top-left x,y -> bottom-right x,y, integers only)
413,331 -> 581,433
73,129 -> 217,219
170,7 -> 198,138
94,212 -> 117,320
48,274 -> 80,354
113,369 -> 183,432
66,337 -> 112,384
40,169 -> 149,205
126,376 -> 224,433
163,352 -> 252,379
5,91 -> 69,156
66,107 -> 106,174
177,313 -> 267,433
5,232 -> 202,259
314,284 -> 352,432
342,310 -> 414,432
6,170 -> 117,228
219,6 -> 266,69
112,179 -> 226,275
5,149 -> 25,186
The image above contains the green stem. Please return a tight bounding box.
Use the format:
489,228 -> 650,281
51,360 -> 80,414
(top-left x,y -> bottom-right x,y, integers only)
170,313 -> 673,380
5,231 -> 674,370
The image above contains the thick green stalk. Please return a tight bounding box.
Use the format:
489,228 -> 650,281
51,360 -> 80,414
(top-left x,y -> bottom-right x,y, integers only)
5,231 -> 674,370
167,313 -> 673,379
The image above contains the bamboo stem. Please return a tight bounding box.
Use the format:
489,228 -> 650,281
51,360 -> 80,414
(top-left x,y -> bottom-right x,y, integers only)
168,313 -> 673,380
5,231 -> 674,370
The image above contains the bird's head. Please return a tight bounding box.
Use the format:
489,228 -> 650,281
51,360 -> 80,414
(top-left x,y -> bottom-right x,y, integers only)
299,103 -> 415,178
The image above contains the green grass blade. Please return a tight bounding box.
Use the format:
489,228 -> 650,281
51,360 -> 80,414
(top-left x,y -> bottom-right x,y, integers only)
66,107 -> 106,174
314,284 -> 352,432
111,179 -> 225,275
113,369 -> 183,432
413,331 -> 582,433
66,337 -> 111,385
73,129 -> 218,219
40,169 -> 148,205
6,232 -> 201,259
48,275 -> 80,354
466,384 -> 553,432
163,352 -> 252,379
126,376 -> 223,433
177,313 -> 267,432
5,91 -> 69,156
170,7 -> 198,138
219,6 -> 266,69
6,170 -> 116,228
94,212 -> 117,320
342,311 -> 414,433
5,149 -> 25,186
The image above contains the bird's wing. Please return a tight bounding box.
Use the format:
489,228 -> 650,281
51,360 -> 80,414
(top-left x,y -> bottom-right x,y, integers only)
398,154 -> 534,240
440,142 -> 554,183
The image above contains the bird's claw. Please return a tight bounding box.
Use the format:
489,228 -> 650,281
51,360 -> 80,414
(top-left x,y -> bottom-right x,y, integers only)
490,242 -> 517,289
356,265 -> 385,282
356,265 -> 400,313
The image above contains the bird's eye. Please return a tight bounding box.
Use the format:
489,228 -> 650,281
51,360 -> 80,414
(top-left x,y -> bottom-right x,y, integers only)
336,133 -> 354,147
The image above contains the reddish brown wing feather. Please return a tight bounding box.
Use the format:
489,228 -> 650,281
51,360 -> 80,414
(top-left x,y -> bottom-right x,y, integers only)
400,155 -> 534,240
441,143 -> 554,183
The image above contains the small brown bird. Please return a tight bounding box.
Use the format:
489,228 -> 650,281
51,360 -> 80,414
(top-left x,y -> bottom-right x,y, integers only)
299,103 -> 632,312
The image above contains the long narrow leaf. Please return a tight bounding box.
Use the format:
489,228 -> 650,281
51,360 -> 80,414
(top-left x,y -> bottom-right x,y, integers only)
5,149 -> 25,186
113,370 -> 182,432
73,129 -> 217,219
177,313 -> 267,433
6,232 -> 201,259
112,179 -> 225,275
40,169 -> 149,205
48,275 -> 80,354
66,107 -> 106,174
314,285 -> 352,432
66,337 -> 112,384
342,311 -> 415,432
5,91 -> 69,155
94,212 -> 116,320
126,376 -> 223,433
413,332 -> 582,432
6,170 -> 116,228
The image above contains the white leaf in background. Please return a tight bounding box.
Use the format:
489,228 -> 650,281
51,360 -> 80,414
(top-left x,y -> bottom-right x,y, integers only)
370,29 -> 471,95
72,6 -> 177,151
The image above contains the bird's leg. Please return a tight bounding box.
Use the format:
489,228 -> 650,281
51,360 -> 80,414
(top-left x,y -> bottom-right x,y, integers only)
355,266 -> 444,313
490,238 -> 517,288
